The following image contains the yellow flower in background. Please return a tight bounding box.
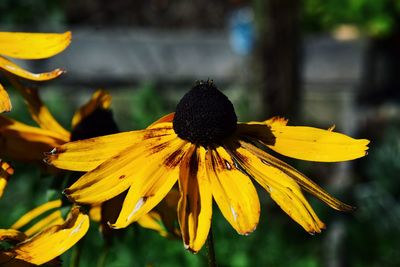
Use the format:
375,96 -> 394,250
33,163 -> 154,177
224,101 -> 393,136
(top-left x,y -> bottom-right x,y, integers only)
45,80 -> 369,252
0,203 -> 89,266
0,31 -> 71,112
0,161 -> 13,198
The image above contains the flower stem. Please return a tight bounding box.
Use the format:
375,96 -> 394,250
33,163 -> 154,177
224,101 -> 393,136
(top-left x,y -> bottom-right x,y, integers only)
206,227 -> 217,267
97,244 -> 110,267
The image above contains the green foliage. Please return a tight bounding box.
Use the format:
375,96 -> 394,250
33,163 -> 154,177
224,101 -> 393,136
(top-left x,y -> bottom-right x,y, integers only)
302,0 -> 400,37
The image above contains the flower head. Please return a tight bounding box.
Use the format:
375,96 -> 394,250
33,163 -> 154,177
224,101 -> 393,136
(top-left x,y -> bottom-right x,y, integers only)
46,81 -> 369,252
0,31 -> 71,112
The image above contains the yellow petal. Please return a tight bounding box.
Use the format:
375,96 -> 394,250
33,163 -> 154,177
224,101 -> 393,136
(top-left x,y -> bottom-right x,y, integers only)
0,31 -> 71,59
0,229 -> 26,242
111,137 -> 189,228
8,80 -> 70,139
147,112 -> 175,128
12,207 -> 89,266
64,132 -> 180,205
206,147 -> 260,235
0,83 -> 11,113
0,116 -> 66,162
238,120 -> 370,162
46,123 -> 174,172
24,210 -> 64,237
11,200 -> 62,230
178,145 -> 212,252
232,142 -> 325,233
71,90 -> 112,129
0,56 -> 64,81
89,204 -> 102,223
137,212 -> 168,237
0,161 -> 14,198
239,140 -> 354,212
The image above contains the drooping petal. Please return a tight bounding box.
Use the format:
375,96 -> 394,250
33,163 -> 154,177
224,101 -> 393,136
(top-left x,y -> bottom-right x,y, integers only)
111,138 -> 190,228
8,80 -> 70,139
71,90 -> 112,129
11,207 -> 89,266
231,141 -> 325,233
0,160 -> 14,198
0,83 -> 11,113
11,200 -> 62,230
0,56 -> 65,81
46,122 -> 174,171
206,146 -> 260,235
0,31 -> 71,59
237,119 -> 370,162
239,140 -> 354,212
178,145 -> 212,252
0,116 -> 66,162
0,229 -> 26,242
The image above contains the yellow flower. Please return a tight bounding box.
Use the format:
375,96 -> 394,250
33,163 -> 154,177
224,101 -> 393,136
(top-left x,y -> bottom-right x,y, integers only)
0,31 -> 71,112
45,80 -> 369,252
0,160 -> 13,198
0,201 -> 89,266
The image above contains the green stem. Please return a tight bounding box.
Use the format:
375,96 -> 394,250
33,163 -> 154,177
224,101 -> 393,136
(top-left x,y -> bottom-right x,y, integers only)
69,242 -> 82,267
97,244 -> 110,267
206,227 -> 217,267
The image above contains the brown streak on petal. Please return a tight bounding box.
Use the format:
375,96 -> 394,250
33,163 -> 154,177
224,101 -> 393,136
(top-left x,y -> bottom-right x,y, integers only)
119,175 -> 126,179
164,149 -> 186,168
151,142 -> 170,154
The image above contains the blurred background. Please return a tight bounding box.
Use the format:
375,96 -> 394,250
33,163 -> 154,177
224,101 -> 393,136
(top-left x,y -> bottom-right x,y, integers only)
1,0 -> 400,266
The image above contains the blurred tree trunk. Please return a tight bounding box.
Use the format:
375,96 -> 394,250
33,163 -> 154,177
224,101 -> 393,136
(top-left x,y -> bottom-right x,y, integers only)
254,0 -> 301,119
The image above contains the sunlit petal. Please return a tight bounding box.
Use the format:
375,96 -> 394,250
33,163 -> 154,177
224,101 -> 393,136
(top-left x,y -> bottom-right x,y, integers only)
0,56 -> 64,82
0,229 -> 26,242
231,141 -> 325,233
111,138 -> 189,228
206,146 -> 260,235
238,119 -> 369,162
0,31 -> 71,59
12,207 -> 89,266
239,140 -> 354,212
46,122 -> 174,171
11,200 -> 62,230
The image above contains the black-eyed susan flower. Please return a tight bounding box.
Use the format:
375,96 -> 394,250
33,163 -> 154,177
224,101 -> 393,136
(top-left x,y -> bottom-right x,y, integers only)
45,80 -> 369,252
0,203 -> 89,266
0,31 -> 71,112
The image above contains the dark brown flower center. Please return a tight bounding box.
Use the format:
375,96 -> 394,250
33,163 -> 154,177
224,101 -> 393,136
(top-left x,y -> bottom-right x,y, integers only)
173,80 -> 237,146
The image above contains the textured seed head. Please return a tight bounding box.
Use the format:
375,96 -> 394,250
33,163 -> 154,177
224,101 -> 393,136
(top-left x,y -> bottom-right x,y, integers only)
173,80 -> 237,146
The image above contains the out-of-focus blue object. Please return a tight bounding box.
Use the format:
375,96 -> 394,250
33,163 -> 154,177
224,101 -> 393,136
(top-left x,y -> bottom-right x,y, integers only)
229,7 -> 255,56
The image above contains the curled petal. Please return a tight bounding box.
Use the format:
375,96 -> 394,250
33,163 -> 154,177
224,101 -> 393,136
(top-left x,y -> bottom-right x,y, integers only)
12,207 -> 89,266
0,31 -> 71,59
0,56 -> 65,81
0,229 -> 26,242
178,146 -> 212,252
